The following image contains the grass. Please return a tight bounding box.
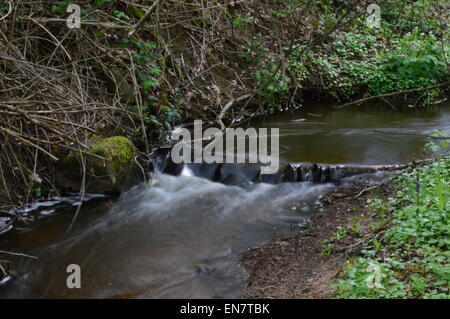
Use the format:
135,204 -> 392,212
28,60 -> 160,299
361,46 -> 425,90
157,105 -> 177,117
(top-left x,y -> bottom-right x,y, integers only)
333,155 -> 450,299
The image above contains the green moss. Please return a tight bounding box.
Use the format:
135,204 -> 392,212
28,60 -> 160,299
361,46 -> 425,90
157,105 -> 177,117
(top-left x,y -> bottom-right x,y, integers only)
88,134 -> 102,144
62,136 -> 136,186
89,136 -> 136,176
128,5 -> 145,19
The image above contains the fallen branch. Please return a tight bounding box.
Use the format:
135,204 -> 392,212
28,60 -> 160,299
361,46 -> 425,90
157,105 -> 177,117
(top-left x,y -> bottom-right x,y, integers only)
355,176 -> 396,198
0,250 -> 38,259
354,154 -> 450,198
374,130 -> 450,139
0,263 -> 7,277
217,93 -> 253,129
334,81 -> 450,109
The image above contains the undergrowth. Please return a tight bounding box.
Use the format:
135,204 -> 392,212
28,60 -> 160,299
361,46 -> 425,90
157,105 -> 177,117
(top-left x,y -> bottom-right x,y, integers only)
334,144 -> 450,298
283,2 -> 449,104
366,29 -> 449,102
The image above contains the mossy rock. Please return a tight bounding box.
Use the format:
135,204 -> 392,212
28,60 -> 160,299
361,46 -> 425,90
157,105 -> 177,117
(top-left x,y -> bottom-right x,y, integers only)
58,136 -> 141,194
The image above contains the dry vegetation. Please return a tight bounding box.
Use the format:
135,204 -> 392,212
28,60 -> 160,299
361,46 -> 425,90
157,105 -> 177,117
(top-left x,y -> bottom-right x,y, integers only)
0,0 -> 373,208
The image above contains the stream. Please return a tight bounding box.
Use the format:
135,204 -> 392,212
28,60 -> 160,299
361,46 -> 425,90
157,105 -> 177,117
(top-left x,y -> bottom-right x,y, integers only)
1,102 -> 449,298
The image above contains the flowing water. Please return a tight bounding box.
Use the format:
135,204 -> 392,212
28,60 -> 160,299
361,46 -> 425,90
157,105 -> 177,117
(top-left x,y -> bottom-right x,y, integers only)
1,102 -> 449,298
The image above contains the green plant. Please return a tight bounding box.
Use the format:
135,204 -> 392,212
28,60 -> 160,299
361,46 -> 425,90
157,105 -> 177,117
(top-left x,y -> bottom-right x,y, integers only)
232,14 -> 253,28
381,0 -> 445,34
253,66 -> 291,113
158,104 -> 181,131
335,258 -> 408,298
425,130 -> 450,153
321,242 -> 334,256
293,32 -> 379,98
321,226 -> 347,256
34,187 -> 42,198
126,40 -> 181,135
93,0 -> 113,8
411,274 -> 427,296
113,9 -> 130,21
243,35 -> 269,65
51,1 -> 76,14
372,237 -> 382,252
366,29 -> 449,101
132,42 -> 161,92
335,155 -> 450,299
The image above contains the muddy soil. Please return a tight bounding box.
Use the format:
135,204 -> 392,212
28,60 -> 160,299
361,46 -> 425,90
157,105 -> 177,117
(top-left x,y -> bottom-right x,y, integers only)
241,181 -> 393,298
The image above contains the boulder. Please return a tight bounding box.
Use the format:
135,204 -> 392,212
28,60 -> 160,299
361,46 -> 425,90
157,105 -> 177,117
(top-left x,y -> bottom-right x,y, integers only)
57,136 -> 141,194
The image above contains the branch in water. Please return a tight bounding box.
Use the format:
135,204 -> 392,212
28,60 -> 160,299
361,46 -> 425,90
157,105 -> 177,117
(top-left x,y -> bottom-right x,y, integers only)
0,250 -> 38,259
374,130 -> 450,139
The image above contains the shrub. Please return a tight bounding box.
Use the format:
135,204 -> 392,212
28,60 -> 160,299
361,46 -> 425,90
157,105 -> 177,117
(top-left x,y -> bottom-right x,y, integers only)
367,29 -> 449,99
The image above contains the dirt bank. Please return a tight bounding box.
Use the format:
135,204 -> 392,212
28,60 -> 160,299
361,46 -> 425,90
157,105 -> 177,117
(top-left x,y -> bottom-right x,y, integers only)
241,180 -> 393,298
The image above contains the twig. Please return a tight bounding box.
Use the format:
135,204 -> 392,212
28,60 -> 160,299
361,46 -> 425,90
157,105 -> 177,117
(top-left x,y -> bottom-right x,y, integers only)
127,49 -> 150,155
0,104 -> 89,149
65,147 -> 86,236
30,18 -> 134,29
0,1 -> 12,22
217,94 -> 253,129
335,81 -> 450,109
374,130 -> 450,139
128,0 -> 162,37
0,125 -> 59,161
0,250 -> 38,259
0,263 -> 6,277
355,176 -> 396,198
338,233 -> 382,254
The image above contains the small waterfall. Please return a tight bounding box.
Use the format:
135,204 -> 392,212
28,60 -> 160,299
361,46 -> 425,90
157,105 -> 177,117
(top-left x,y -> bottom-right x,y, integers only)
152,147 -> 405,185
283,163 -> 406,183
180,165 -> 194,177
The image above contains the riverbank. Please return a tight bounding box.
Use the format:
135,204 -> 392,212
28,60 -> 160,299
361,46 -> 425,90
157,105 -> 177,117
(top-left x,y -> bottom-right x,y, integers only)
241,180 -> 390,298
1,117 -> 449,297
242,156 -> 450,299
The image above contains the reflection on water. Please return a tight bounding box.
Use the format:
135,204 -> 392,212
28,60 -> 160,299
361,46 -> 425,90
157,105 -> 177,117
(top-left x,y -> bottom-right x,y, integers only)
249,102 -> 450,165
0,102 -> 449,298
